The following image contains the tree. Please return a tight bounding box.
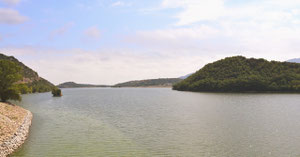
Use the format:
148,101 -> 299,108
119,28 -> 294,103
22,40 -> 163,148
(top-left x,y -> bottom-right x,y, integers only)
52,88 -> 62,97
0,60 -> 23,102
17,83 -> 32,94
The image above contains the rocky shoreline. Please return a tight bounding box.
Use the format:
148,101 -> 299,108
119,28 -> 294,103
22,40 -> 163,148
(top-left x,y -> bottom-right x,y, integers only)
0,109 -> 32,157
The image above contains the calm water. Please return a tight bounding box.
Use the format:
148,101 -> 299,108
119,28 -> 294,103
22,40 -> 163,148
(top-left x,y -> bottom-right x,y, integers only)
11,88 -> 300,157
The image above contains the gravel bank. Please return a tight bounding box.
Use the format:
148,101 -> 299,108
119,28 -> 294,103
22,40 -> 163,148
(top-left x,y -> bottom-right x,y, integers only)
0,103 -> 32,157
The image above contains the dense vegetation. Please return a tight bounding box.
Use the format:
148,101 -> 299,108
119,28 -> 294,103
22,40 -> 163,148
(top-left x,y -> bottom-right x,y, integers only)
0,53 -> 55,94
52,88 -> 62,97
57,82 -> 110,88
0,60 -> 23,102
28,78 -> 56,93
173,56 -> 300,92
114,78 -> 182,87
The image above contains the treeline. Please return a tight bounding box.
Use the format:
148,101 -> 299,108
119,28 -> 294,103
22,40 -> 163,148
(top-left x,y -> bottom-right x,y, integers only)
114,78 -> 182,87
57,82 -> 110,88
22,79 -> 55,94
173,56 -> 300,92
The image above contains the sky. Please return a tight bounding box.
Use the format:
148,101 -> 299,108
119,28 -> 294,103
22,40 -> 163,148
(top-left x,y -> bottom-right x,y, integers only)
1,0 -> 300,85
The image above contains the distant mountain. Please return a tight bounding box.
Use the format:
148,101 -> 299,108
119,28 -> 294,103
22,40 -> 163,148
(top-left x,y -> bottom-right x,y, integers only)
287,58 -> 300,63
0,53 -> 55,93
173,56 -> 300,92
114,78 -> 182,87
179,73 -> 193,79
57,82 -> 110,88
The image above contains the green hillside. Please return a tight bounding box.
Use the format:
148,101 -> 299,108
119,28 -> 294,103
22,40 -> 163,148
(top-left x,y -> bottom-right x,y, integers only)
57,82 -> 110,88
114,78 -> 182,87
173,56 -> 300,92
0,53 -> 55,93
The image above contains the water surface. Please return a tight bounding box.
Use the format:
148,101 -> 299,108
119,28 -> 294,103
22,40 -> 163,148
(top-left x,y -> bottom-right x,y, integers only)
12,88 -> 300,157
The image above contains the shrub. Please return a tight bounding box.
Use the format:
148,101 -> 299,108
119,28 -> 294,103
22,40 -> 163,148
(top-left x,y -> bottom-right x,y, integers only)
52,88 -> 62,97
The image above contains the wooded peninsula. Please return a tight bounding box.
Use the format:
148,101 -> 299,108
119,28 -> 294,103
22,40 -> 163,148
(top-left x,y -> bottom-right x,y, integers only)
173,56 -> 300,92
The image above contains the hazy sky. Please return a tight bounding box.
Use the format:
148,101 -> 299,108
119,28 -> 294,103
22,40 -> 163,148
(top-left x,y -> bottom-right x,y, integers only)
1,0 -> 300,85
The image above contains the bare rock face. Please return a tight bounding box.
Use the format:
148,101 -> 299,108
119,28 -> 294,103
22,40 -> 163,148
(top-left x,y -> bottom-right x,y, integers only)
0,111 -> 32,157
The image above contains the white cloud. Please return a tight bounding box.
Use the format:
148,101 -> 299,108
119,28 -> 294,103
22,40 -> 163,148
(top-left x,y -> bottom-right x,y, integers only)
111,1 -> 125,7
49,22 -> 74,40
0,8 -> 28,24
0,0 -> 21,5
0,46 -> 49,57
126,25 -> 221,52
265,0 -> 300,7
3,0 -> 300,85
0,47 -> 206,85
127,0 -> 300,61
160,0 -> 300,26
127,23 -> 300,62
83,26 -> 101,40
162,0 -> 225,26
135,25 -> 219,41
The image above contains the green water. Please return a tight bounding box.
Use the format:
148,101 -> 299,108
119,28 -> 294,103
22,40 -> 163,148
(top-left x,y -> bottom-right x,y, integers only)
12,88 -> 300,157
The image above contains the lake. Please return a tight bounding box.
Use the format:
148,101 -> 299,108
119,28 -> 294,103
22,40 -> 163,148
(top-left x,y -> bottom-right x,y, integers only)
12,88 -> 300,157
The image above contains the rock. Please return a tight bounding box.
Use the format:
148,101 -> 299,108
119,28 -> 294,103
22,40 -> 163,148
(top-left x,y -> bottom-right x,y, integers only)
0,111 -> 32,157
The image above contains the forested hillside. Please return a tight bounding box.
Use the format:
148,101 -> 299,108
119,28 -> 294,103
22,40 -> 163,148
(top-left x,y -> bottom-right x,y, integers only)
0,53 -> 55,93
57,82 -> 110,88
114,78 -> 182,87
173,56 -> 300,92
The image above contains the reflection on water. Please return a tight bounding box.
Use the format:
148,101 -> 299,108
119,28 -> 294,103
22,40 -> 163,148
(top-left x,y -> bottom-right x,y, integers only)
12,88 -> 300,157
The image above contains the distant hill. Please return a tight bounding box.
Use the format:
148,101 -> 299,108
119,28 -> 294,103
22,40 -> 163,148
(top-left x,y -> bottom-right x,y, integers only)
0,53 -> 55,93
173,56 -> 300,92
287,58 -> 300,63
114,78 -> 182,87
179,73 -> 193,79
57,82 -> 110,88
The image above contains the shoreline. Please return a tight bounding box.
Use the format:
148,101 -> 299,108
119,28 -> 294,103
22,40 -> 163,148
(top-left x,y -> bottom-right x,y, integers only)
0,103 -> 33,157
112,86 -> 172,88
61,86 -> 173,89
